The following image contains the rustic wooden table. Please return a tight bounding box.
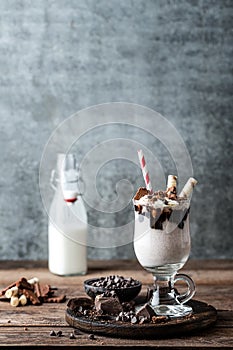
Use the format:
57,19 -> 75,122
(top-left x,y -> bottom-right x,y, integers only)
0,260 -> 232,349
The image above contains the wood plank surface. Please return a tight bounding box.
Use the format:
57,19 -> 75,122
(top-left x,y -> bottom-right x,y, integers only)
0,259 -> 232,349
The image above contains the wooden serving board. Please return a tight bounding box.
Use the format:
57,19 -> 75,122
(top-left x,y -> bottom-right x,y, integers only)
65,300 -> 217,339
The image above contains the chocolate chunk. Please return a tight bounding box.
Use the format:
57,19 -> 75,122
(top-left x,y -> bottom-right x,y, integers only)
95,295 -> 122,315
136,303 -> 155,320
67,297 -> 93,315
134,187 -> 149,200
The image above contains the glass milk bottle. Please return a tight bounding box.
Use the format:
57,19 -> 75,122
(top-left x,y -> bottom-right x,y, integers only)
48,153 -> 87,276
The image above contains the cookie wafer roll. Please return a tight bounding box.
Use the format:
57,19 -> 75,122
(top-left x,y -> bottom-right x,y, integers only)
10,296 -> 19,307
28,277 -> 39,285
179,177 -> 197,198
19,294 -> 27,306
166,175 -> 177,190
5,286 -> 18,299
166,175 -> 177,199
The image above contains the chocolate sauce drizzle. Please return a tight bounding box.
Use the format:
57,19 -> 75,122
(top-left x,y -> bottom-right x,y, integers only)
149,207 -> 190,230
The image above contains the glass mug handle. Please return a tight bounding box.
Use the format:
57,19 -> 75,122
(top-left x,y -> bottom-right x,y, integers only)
174,273 -> 195,304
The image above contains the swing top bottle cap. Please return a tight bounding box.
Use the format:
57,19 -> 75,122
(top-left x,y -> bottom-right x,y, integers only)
60,154 -> 79,203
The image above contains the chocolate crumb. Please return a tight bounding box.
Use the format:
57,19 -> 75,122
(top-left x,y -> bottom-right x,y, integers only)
151,315 -> 168,323
88,333 -> 95,340
45,294 -> 66,303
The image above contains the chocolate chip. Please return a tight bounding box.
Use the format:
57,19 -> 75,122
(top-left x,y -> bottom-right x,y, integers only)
50,330 -> 56,336
89,275 -> 140,290
69,332 -> 76,339
88,333 -> 95,340
57,330 -> 62,337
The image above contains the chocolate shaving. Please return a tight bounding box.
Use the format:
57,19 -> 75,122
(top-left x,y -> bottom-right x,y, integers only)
0,277 -> 32,297
45,295 -> 66,303
16,278 -> 34,291
22,289 -> 40,305
40,284 -> 52,298
0,278 -> 66,306
34,282 -> 42,299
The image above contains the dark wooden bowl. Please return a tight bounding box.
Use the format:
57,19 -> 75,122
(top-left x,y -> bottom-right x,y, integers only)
84,278 -> 142,302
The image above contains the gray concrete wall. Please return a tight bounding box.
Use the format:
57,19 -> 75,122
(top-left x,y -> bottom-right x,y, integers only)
0,0 -> 232,260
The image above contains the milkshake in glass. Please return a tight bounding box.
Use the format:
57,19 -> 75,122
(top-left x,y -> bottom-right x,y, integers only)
133,176 -> 197,317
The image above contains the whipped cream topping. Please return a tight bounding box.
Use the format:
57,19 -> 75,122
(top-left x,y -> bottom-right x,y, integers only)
133,188 -> 190,211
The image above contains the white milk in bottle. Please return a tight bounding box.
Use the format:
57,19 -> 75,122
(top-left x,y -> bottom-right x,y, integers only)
48,153 -> 87,276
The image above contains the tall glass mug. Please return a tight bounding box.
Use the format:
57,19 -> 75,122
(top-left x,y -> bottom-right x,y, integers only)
133,200 -> 195,317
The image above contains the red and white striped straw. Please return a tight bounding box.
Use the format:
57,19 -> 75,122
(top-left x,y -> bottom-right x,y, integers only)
137,150 -> 153,193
